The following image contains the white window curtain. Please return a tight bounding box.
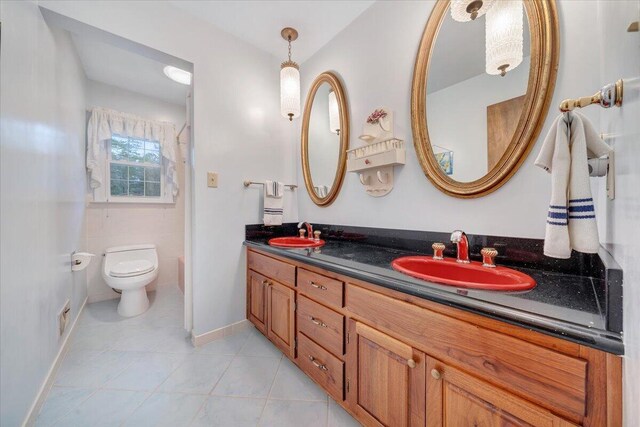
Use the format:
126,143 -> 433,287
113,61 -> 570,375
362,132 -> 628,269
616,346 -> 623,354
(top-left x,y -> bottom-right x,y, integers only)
86,107 -> 179,202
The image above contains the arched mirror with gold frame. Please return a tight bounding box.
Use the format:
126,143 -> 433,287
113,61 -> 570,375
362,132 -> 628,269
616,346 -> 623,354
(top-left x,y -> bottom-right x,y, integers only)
411,0 -> 559,198
301,72 -> 349,206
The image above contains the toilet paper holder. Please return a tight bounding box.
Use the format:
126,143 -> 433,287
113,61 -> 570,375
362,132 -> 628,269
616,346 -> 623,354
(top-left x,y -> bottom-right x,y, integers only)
71,251 -> 95,272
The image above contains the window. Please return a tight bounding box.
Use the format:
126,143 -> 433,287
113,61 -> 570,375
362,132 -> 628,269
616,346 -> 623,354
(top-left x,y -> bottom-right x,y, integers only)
108,135 -> 163,199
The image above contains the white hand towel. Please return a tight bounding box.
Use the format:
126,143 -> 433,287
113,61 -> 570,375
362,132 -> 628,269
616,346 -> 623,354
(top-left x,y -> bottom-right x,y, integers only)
265,180 -> 282,198
535,112 -> 611,258
314,185 -> 329,198
263,181 -> 284,226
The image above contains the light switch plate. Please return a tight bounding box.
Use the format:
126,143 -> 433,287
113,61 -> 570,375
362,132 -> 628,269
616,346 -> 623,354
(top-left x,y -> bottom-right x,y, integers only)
207,172 -> 218,188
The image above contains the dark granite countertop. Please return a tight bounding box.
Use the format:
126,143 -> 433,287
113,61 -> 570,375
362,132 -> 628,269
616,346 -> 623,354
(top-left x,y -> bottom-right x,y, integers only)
244,223 -> 624,355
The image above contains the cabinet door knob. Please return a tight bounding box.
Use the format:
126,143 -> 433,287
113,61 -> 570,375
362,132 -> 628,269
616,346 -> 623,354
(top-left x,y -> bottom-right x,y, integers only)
431,368 -> 442,380
407,359 -> 417,368
261,279 -> 269,285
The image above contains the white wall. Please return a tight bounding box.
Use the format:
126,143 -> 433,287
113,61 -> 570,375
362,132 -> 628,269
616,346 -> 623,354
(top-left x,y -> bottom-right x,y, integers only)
0,2 -> 88,425
297,0 -> 600,239
593,1 -> 640,424
38,1 -> 299,338
427,57 -> 530,182
86,79 -> 187,125
84,80 -> 186,302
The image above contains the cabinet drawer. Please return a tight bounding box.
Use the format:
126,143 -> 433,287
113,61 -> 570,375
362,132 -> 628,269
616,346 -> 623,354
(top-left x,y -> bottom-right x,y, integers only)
346,284 -> 588,420
247,250 -> 295,288
297,295 -> 344,357
298,333 -> 344,401
297,268 -> 344,308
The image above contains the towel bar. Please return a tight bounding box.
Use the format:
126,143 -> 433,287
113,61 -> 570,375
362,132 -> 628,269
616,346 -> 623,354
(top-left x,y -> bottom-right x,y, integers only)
243,180 -> 297,190
559,79 -> 623,112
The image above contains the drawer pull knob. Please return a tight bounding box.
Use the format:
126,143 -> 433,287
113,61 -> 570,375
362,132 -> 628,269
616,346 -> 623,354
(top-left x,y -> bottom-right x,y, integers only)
431,369 -> 442,380
407,359 -> 417,368
310,317 -> 327,328
310,282 -> 327,290
308,355 -> 328,371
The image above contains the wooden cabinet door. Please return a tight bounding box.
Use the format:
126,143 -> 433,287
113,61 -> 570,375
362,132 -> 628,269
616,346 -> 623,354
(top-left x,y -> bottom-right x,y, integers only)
266,280 -> 296,358
247,270 -> 268,334
346,319 -> 425,427
426,357 -> 577,427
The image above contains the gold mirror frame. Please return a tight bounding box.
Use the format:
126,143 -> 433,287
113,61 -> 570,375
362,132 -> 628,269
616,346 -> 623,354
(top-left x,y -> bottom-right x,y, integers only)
411,0 -> 559,198
301,72 -> 350,207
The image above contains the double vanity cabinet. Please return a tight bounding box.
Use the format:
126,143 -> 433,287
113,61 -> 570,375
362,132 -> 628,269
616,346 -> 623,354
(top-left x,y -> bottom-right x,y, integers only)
246,247 -> 622,427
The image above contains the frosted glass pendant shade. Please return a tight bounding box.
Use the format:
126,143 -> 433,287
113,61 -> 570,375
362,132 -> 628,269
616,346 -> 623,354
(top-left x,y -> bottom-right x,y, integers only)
486,0 -> 523,76
450,0 -> 495,22
328,90 -> 340,134
280,64 -> 300,121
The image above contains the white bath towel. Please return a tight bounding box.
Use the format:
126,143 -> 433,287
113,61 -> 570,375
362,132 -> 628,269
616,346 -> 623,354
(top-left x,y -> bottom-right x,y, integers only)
535,112 -> 611,258
314,185 -> 329,198
263,181 -> 284,226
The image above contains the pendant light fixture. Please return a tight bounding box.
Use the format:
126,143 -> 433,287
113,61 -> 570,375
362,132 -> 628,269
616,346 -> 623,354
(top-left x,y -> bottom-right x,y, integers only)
280,27 -> 300,121
328,89 -> 340,135
485,0 -> 523,77
450,0 -> 495,22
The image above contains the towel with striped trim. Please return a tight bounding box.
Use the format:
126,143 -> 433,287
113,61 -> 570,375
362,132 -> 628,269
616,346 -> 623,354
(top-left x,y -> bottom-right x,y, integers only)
535,112 -> 611,258
263,180 -> 284,226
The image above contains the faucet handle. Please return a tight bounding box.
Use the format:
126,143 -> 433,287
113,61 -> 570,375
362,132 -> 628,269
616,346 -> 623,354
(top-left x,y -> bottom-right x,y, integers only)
481,248 -> 498,268
299,229 -> 306,238
313,230 -> 321,241
432,243 -> 445,260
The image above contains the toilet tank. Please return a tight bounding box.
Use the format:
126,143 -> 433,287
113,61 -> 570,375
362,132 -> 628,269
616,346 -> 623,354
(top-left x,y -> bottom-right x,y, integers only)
104,244 -> 158,265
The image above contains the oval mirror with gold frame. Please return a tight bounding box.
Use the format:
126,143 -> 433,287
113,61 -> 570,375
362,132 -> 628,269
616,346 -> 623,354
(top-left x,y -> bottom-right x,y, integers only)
301,72 -> 349,206
411,0 -> 559,198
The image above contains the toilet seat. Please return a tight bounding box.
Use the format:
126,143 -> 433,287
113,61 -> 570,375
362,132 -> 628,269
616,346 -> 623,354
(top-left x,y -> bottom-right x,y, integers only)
109,260 -> 155,278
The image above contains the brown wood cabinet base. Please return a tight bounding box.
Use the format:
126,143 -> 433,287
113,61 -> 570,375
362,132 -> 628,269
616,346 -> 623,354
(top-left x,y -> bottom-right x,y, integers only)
246,248 -> 622,427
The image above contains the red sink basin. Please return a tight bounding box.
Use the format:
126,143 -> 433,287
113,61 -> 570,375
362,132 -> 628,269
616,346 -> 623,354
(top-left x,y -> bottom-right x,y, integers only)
391,256 -> 536,291
268,237 -> 325,249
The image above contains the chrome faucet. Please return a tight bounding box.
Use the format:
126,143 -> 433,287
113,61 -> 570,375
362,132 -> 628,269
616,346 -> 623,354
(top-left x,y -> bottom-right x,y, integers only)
298,222 -> 313,239
450,230 -> 470,263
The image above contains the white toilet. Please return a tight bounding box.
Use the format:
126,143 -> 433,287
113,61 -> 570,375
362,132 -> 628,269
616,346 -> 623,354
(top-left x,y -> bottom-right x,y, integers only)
103,244 -> 159,317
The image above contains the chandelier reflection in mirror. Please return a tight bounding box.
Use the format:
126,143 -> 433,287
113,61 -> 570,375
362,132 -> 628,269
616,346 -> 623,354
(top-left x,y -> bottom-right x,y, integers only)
328,90 -> 340,135
450,0 -> 495,22
486,0 -> 524,76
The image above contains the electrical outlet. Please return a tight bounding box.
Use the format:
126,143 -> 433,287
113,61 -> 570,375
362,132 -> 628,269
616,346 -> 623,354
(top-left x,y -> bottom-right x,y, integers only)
207,172 -> 218,188
58,300 -> 71,337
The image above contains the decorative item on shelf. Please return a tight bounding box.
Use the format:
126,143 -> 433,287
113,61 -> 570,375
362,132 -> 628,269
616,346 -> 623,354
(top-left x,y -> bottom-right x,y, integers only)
485,0 -> 523,77
280,27 -> 300,121
349,107 -> 405,197
450,0 -> 495,22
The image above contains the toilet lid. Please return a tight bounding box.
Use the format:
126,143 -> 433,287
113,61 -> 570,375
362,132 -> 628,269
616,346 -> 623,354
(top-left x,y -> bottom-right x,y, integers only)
109,260 -> 154,278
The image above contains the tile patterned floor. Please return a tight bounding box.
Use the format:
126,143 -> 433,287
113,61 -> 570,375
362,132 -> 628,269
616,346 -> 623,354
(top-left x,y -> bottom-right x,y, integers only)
35,285 -> 361,427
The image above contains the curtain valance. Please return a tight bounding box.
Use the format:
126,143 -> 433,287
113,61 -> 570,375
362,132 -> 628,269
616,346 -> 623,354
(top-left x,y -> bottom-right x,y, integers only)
86,107 -> 178,199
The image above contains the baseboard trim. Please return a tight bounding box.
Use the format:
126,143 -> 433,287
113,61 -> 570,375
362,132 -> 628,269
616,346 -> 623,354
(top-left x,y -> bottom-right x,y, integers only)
22,297 -> 88,427
191,319 -> 251,347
